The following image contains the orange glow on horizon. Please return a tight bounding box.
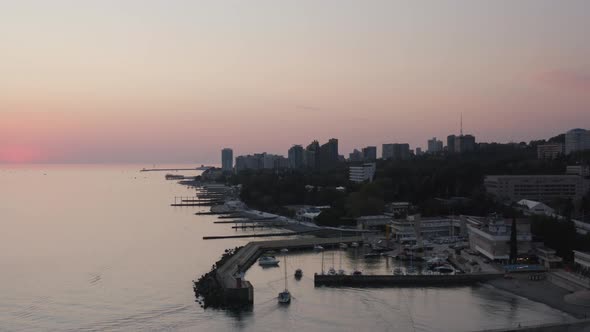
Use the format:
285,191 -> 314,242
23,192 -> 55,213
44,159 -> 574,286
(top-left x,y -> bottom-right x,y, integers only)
0,146 -> 45,163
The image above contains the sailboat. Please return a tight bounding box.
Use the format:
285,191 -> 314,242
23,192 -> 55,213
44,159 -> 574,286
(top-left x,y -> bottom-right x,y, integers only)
278,248 -> 291,304
327,251 -> 337,275
338,246 -> 346,275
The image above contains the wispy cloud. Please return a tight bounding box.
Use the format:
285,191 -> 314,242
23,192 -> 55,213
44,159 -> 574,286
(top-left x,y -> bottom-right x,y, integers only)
537,69 -> 590,92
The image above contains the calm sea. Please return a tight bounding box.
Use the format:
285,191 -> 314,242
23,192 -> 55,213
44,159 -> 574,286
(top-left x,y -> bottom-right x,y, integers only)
0,164 -> 572,331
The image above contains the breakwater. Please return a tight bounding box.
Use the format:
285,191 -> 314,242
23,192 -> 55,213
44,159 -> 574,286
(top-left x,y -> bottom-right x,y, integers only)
200,236 -> 363,307
314,273 -> 503,287
192,246 -> 243,308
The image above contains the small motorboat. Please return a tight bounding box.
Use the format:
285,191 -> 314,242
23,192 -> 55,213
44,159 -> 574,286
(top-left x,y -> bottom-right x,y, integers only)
352,270 -> 363,276
294,269 -> 303,279
278,290 -> 291,304
351,242 -> 359,248
434,265 -> 455,274
426,257 -> 447,268
259,255 -> 279,266
339,243 -> 348,249
313,245 -> 324,251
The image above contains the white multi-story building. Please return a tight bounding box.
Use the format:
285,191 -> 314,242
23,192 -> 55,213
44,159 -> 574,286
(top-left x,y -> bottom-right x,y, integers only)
390,215 -> 463,241
537,144 -> 563,159
484,174 -> 585,203
349,163 -> 376,183
565,128 -> 590,155
466,215 -> 532,261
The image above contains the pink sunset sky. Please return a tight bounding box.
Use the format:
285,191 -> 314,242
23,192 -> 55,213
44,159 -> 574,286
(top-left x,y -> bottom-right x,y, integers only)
1,0 -> 589,164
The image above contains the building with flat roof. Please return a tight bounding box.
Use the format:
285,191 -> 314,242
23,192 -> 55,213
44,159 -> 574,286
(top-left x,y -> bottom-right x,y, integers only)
574,251 -> 590,271
349,149 -> 363,162
455,134 -> 476,153
537,144 -> 563,159
427,137 -> 443,154
382,143 -> 410,160
466,215 -> 532,261
535,246 -> 563,269
357,215 -> 392,230
566,165 -> 590,177
565,128 -> 590,155
386,202 -> 411,217
288,145 -> 304,169
484,174 -> 585,203
319,138 -> 339,170
391,215 -> 463,241
221,148 -> 233,172
362,146 -> 377,161
349,163 -> 376,183
447,135 -> 456,153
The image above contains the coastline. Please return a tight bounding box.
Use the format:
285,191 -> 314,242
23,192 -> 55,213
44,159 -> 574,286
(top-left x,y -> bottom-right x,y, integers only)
194,182 -> 589,322
484,274 -> 589,319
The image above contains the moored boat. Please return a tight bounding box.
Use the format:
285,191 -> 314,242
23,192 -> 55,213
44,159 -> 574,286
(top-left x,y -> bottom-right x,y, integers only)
294,269 -> 303,279
259,255 -> 279,266
278,290 -> 291,304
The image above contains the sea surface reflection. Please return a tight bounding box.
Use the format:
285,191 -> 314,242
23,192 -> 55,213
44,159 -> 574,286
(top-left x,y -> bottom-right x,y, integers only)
0,165 -> 572,331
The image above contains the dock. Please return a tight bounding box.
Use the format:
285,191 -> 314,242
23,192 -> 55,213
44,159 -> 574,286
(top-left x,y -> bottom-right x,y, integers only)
195,211 -> 235,216
140,166 -> 213,172
203,230 -> 320,240
213,236 -> 363,305
171,196 -> 224,206
314,273 -> 503,287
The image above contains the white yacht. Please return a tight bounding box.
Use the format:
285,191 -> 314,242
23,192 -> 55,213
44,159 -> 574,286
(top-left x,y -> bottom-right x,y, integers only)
278,248 -> 291,304
259,255 -> 279,266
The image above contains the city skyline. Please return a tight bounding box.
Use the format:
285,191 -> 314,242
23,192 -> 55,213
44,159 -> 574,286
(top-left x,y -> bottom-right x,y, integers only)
1,0 -> 590,164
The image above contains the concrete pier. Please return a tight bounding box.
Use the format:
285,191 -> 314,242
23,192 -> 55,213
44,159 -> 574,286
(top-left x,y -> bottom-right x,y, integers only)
314,273 -> 503,287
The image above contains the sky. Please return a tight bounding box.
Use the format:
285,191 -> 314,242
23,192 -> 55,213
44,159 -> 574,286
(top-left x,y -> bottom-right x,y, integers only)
1,0 -> 589,164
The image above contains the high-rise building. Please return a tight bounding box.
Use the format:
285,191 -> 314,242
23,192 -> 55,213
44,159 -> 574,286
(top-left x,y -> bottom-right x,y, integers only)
415,147 -> 423,156
447,135 -> 456,153
362,146 -> 377,161
455,135 -> 476,153
565,128 -> 590,154
382,143 -> 410,160
304,140 -> 320,169
349,149 -> 363,162
319,138 -> 339,170
235,153 -> 287,172
288,145 -> 304,169
221,148 -> 233,172
427,137 -> 443,153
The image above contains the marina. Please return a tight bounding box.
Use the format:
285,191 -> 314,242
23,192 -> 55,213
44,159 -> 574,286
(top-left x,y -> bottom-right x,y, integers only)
1,165 -> 582,332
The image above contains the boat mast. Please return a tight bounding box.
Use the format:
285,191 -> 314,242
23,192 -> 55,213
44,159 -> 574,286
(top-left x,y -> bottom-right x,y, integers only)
284,249 -> 288,291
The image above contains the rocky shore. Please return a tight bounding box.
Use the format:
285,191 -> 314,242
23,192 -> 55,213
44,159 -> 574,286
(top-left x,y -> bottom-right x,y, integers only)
193,246 -> 242,309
